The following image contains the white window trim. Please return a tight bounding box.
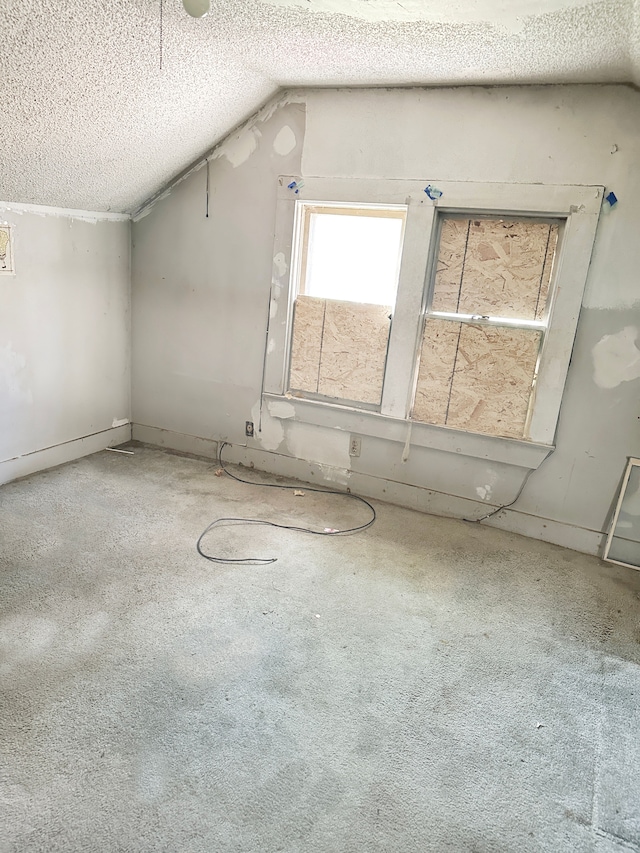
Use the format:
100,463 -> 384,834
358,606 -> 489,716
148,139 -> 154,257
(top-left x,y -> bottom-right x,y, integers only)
264,177 -> 603,470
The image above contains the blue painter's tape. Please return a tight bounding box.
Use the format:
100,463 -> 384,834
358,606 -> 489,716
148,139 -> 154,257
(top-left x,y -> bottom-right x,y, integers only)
424,184 -> 443,200
605,191 -> 618,207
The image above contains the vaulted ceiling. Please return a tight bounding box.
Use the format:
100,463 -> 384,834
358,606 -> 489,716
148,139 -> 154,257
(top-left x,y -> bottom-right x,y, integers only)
1,0 -> 636,213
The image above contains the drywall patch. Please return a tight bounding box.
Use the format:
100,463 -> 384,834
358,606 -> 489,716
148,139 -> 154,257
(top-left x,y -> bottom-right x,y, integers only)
476,484 -> 492,501
251,400 -> 284,451
273,125 -> 297,156
269,280 -> 284,320
286,421 -> 351,472
0,344 -> 32,407
215,127 -> 262,168
273,252 -> 288,278
476,468 -> 498,501
592,326 -> 640,389
268,399 -> 296,419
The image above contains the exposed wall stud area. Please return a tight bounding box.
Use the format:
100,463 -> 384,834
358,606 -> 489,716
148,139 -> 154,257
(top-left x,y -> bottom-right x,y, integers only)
2,0 -> 640,845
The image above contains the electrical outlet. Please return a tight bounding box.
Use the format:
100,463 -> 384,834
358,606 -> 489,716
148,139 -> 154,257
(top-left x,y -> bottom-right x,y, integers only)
245,421 -> 254,437
349,435 -> 361,457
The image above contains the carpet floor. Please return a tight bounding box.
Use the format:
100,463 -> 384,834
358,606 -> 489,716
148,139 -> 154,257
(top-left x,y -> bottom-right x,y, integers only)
1,445 -> 639,852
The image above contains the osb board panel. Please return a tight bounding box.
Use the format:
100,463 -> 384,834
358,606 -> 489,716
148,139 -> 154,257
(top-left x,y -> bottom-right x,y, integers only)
413,320 -> 541,438
446,324 -> 541,438
432,218 -> 558,321
317,300 -> 391,404
412,318 -> 460,424
431,219 -> 469,313
535,224 -> 559,320
289,295 -> 325,393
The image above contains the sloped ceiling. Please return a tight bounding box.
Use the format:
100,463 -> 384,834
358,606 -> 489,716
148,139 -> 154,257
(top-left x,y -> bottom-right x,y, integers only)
0,0 -> 637,213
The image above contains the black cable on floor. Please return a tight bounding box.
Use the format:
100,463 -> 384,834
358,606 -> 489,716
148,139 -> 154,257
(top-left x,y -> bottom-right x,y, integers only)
196,442 -> 376,565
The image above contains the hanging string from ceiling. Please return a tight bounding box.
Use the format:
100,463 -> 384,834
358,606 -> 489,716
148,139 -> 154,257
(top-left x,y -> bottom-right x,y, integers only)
159,0 -> 164,70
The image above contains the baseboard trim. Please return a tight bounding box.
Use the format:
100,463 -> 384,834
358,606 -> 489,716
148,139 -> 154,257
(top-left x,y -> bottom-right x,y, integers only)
0,424 -> 132,485
132,423 -> 605,557
132,424 -> 226,458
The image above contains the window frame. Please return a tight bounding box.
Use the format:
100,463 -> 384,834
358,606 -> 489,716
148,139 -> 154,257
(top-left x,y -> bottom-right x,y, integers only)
412,212 -> 563,439
264,177 -> 603,469
288,200 -> 407,409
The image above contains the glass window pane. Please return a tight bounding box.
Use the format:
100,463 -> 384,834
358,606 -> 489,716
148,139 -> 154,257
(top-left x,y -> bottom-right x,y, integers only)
302,211 -> 404,306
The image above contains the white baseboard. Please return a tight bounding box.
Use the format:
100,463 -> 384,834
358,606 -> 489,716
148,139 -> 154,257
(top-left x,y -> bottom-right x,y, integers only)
132,424 -> 225,458
0,424 -> 132,485
132,423 -> 605,557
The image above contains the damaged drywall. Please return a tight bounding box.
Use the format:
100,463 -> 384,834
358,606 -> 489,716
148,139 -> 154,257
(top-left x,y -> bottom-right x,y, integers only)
286,421 -> 351,483
216,127 -> 262,168
250,400 -> 284,451
132,85 -> 640,551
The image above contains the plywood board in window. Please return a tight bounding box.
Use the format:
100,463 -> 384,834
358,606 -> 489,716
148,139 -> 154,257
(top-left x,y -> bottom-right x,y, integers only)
535,224 -> 559,320
317,300 -> 391,404
412,318 -> 460,424
446,325 -> 541,438
430,219 -> 469,313
431,218 -> 558,321
289,295 -> 325,392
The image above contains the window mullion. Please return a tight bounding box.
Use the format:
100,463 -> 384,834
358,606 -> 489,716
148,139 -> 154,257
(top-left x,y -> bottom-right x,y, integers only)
380,202 -> 436,419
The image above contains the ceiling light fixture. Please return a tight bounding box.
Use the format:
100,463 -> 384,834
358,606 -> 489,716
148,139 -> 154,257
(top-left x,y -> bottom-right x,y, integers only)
183,0 -> 210,17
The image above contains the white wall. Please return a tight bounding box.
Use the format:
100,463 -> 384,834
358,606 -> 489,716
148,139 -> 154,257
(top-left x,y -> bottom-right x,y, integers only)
0,206 -> 131,483
132,86 -> 640,555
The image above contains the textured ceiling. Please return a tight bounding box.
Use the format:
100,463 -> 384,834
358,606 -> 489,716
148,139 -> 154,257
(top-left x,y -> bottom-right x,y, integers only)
0,0 -> 637,213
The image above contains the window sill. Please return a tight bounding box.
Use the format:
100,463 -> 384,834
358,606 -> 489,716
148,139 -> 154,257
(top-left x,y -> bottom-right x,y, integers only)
263,393 -> 554,470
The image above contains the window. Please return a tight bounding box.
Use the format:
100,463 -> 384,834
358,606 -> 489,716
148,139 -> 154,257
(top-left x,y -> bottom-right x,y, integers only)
265,178 -> 603,469
289,204 -> 406,406
412,216 -> 560,439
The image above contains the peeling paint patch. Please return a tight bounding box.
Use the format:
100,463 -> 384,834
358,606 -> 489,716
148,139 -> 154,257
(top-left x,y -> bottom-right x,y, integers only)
260,0 -> 579,33
112,417 -> 129,428
273,125 -> 297,156
592,326 -> 640,389
251,400 -> 283,451
216,127 -> 262,168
